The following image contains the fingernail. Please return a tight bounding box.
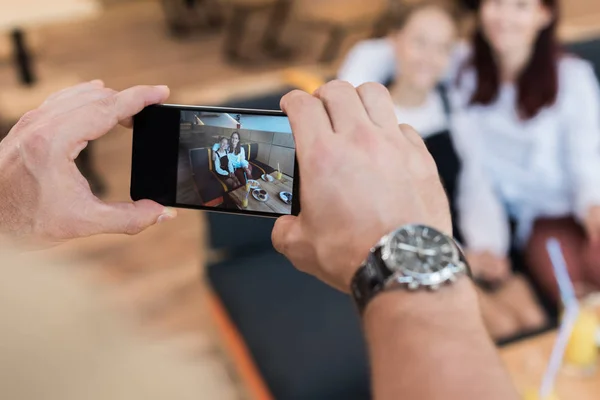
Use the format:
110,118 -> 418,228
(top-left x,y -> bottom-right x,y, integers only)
154,85 -> 169,90
90,79 -> 104,86
157,207 -> 177,224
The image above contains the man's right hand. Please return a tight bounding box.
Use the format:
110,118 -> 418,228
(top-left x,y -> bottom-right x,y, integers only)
0,81 -> 176,247
272,81 -> 452,292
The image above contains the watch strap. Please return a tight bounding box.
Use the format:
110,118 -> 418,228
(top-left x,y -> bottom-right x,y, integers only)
350,239 -> 471,315
350,247 -> 392,315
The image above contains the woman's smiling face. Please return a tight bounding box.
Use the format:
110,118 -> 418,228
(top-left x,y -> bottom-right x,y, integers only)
220,138 -> 228,150
231,133 -> 240,147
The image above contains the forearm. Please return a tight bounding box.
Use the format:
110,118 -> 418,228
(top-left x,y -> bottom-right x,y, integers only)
364,279 -> 518,400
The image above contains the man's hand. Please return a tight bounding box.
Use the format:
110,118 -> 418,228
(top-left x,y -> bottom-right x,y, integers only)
272,81 -> 451,292
0,81 -> 177,247
584,205 -> 600,244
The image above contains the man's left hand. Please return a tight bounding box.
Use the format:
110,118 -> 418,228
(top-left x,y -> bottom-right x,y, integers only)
0,81 -> 176,247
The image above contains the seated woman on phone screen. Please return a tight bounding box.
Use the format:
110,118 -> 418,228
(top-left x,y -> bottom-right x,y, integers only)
338,0 -> 548,340
228,131 -> 253,185
213,137 -> 239,188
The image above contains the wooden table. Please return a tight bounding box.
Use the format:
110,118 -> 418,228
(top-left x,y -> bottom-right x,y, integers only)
501,331 -> 600,399
228,172 -> 293,214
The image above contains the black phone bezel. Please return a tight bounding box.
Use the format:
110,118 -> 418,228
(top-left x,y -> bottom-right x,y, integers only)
131,104 -> 300,218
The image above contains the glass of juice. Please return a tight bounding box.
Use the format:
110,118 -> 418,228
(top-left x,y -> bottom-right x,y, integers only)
241,187 -> 249,208
563,304 -> 598,376
522,388 -> 559,400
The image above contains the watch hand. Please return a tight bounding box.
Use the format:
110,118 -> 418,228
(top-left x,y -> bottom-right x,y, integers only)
397,243 -> 420,252
415,235 -> 423,248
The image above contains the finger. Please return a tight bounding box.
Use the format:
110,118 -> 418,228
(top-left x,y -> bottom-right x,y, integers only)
118,85 -> 170,129
280,90 -> 332,158
399,123 -> 427,149
356,82 -> 398,128
43,80 -> 105,105
41,87 -> 118,120
84,200 -> 177,236
272,215 -> 299,256
59,85 -> 170,144
313,80 -> 370,133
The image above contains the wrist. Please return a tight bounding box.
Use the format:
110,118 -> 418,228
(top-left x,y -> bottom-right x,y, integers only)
363,277 -> 482,330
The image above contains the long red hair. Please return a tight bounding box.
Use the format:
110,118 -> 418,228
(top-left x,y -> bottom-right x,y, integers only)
468,0 -> 561,120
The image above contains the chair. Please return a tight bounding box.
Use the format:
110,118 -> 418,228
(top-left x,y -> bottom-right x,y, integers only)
245,142 -> 277,178
290,0 -> 389,62
201,35 -> 600,396
222,0 -> 279,61
160,0 -> 224,36
189,147 -> 228,206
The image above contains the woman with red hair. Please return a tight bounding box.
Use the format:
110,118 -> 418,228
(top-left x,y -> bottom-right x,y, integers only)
455,0 -> 600,305
339,0 -> 600,312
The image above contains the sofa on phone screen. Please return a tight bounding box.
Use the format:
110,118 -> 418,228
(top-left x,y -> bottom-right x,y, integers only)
189,147 -> 227,207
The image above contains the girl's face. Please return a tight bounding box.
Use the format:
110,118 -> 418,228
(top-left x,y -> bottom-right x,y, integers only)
220,139 -> 228,150
480,0 -> 552,57
393,6 -> 456,92
231,134 -> 240,147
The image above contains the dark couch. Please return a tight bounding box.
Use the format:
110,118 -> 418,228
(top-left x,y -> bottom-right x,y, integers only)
206,37 -> 600,400
189,143 -> 277,206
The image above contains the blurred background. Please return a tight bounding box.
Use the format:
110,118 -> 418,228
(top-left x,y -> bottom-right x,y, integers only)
1,0 -> 600,399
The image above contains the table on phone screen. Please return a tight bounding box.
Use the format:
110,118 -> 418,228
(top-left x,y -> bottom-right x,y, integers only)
229,171 -> 293,215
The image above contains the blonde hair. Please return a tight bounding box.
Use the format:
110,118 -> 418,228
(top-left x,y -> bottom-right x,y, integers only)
0,247 -> 236,400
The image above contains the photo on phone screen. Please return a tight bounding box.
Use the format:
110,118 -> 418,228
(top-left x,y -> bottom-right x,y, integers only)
176,110 -> 296,215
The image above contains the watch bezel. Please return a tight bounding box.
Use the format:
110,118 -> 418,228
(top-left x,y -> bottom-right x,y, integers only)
380,225 -> 461,287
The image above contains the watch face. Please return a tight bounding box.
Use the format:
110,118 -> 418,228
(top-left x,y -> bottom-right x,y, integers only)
381,225 -> 458,285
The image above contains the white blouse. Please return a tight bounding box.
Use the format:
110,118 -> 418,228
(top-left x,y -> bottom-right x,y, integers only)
393,92 -> 449,138
338,38 -> 600,256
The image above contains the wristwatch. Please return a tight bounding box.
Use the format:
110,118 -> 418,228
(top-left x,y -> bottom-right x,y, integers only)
350,224 -> 470,314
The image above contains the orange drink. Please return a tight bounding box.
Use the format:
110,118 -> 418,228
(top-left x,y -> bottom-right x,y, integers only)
564,306 -> 598,375
522,388 -> 559,400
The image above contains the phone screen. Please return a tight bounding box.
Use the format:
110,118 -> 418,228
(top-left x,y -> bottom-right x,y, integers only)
175,109 -> 296,215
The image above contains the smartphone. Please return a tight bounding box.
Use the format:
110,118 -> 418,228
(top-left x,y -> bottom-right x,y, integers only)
131,104 -> 300,218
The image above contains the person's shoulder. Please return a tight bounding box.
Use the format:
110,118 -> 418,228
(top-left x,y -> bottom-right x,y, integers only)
348,37 -> 394,56
338,38 -> 396,86
557,55 -> 599,102
558,55 -> 597,84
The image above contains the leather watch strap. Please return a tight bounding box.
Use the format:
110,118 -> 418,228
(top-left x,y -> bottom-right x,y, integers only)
350,247 -> 392,315
350,241 -> 471,315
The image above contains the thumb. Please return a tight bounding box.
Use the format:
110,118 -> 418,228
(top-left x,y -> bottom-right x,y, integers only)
88,200 -> 177,236
272,215 -> 299,255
